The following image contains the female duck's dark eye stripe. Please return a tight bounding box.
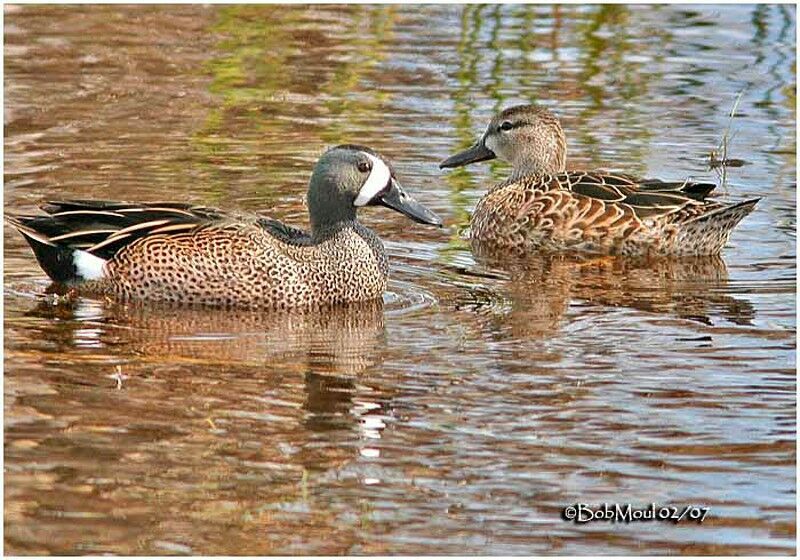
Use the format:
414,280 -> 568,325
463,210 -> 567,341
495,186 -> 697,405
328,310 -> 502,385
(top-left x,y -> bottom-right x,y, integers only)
498,121 -> 524,132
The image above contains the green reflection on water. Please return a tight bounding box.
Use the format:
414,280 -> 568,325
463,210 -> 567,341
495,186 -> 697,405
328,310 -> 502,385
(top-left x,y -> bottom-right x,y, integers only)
189,5 -> 399,203
574,4 -> 654,175
317,5 -> 398,145
445,3 -> 485,232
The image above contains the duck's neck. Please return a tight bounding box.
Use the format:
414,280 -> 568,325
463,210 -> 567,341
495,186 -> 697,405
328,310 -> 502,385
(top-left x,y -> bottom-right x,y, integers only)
508,138 -> 567,180
510,152 -> 566,180
311,217 -> 358,243
308,187 -> 358,241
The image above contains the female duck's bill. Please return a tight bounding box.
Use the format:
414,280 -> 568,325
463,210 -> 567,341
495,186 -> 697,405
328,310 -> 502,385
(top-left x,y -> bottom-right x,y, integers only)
439,139 -> 497,169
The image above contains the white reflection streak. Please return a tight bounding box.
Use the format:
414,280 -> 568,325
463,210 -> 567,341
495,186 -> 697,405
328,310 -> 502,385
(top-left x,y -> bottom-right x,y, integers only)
352,398 -> 385,482
71,299 -> 105,348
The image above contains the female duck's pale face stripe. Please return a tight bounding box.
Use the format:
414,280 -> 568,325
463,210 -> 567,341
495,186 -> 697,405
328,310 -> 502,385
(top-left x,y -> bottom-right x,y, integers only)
483,131 -> 498,154
354,153 -> 391,207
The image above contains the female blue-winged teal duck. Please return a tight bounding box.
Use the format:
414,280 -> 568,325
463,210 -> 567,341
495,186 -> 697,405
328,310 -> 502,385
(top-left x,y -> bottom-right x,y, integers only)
8,145 -> 442,308
440,104 -> 759,257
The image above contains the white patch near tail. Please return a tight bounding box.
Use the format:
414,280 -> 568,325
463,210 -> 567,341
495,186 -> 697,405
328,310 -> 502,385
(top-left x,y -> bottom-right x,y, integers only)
73,250 -> 107,280
354,153 -> 391,207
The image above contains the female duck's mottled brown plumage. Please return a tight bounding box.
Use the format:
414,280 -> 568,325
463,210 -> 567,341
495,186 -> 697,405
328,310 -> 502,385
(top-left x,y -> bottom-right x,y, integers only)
8,145 -> 442,308
440,104 -> 759,257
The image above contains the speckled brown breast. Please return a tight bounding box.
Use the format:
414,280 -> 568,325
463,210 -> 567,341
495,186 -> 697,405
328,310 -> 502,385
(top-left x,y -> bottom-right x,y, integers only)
92,222 -> 388,308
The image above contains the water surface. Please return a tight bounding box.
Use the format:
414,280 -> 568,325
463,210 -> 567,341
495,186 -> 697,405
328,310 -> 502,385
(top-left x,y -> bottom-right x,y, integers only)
4,4 -> 796,555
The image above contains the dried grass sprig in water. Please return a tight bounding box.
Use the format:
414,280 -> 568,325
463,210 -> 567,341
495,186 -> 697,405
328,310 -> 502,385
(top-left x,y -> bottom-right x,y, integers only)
709,89 -> 748,188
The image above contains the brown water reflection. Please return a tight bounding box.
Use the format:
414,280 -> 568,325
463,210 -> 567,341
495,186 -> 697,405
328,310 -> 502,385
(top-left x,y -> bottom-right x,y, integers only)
450,254 -> 749,340
27,299 -> 386,370
6,298 -> 390,554
4,3 -> 796,555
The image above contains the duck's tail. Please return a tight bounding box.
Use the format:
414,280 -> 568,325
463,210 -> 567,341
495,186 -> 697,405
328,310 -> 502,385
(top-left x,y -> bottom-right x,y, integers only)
7,200 -> 222,284
677,198 -> 760,256
6,214 -> 108,284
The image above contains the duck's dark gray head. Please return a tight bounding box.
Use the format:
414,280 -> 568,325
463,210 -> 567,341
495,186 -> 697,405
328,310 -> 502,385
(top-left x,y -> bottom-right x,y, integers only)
308,145 -> 442,233
440,105 -> 567,177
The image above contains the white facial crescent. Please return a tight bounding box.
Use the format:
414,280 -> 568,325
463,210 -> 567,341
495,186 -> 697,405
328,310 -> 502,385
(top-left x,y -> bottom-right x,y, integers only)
354,153 -> 391,207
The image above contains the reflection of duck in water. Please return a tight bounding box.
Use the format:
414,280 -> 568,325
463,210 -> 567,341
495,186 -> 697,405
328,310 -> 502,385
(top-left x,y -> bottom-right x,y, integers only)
20,291 -> 392,494
27,294 -> 388,433
8,145 -> 440,308
452,254 -> 754,339
440,105 -> 759,256
28,297 -> 386,372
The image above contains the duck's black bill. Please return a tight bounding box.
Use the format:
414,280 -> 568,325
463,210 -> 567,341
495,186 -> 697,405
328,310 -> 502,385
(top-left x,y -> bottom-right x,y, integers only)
439,141 -> 497,169
377,179 -> 442,227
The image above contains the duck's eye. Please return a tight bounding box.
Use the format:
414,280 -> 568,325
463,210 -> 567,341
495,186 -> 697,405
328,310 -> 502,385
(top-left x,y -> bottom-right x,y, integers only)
357,161 -> 372,173
499,121 -> 514,132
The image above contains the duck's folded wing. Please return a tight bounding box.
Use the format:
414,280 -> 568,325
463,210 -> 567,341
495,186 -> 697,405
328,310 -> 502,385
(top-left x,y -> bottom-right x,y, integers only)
556,172 -> 714,219
632,179 -> 716,200
9,199 -> 228,261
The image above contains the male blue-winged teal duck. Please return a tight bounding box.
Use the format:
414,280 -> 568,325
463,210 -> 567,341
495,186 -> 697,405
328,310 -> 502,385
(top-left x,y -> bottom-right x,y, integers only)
8,145 -> 442,308
440,104 -> 759,257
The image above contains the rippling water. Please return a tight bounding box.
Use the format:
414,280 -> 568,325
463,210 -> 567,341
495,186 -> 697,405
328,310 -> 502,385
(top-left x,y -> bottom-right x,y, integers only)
4,4 -> 795,555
